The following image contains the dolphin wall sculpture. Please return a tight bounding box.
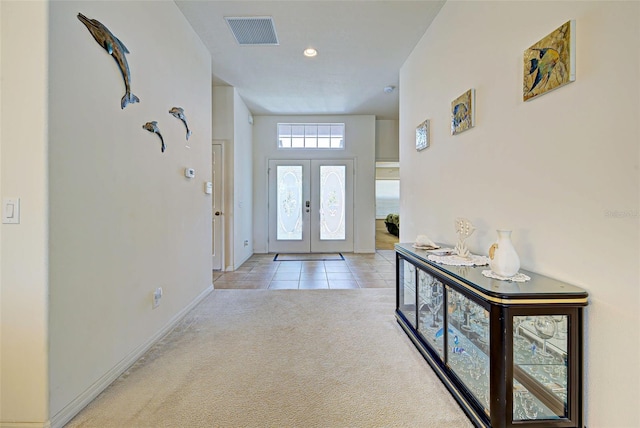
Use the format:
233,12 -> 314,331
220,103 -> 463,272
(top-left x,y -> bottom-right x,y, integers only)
169,107 -> 192,141
77,13 -> 140,109
143,121 -> 166,153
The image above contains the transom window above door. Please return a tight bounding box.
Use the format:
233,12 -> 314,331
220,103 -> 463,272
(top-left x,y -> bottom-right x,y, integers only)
277,123 -> 345,149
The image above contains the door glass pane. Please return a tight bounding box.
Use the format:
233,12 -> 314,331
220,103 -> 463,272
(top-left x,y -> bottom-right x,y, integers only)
278,124 -> 292,148
319,165 -> 345,240
317,125 -> 331,148
291,125 -> 304,148
277,165 -> 303,240
513,315 -> 568,421
304,125 -> 318,148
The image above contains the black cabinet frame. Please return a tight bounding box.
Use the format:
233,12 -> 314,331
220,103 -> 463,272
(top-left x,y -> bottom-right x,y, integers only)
395,244 -> 588,428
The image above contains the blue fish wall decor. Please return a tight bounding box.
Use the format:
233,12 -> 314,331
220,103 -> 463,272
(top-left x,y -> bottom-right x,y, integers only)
78,13 -> 140,109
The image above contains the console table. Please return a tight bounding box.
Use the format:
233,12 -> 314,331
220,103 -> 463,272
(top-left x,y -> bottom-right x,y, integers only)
395,243 -> 588,428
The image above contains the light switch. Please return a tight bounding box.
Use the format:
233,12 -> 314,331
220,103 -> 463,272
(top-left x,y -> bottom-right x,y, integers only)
2,198 -> 20,224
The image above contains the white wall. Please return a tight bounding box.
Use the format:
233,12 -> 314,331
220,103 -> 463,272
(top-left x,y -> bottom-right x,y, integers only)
233,91 -> 254,267
46,1 -> 212,426
375,119 -> 399,161
399,2 -> 639,427
0,1 -> 50,424
252,115 -> 376,254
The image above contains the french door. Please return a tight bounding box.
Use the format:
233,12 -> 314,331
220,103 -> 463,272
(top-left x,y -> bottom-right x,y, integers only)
268,159 -> 354,253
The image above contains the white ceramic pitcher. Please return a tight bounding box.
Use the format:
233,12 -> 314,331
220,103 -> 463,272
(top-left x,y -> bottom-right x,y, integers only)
488,230 -> 520,277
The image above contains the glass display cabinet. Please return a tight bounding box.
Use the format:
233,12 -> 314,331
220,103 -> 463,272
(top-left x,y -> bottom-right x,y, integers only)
395,243 -> 588,428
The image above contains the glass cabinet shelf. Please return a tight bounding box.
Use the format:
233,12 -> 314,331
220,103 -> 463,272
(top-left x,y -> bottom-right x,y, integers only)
394,243 -> 588,428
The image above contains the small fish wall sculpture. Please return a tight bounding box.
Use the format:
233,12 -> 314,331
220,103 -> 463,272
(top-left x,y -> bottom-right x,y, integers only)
169,107 -> 192,141
143,121 -> 166,152
77,13 -> 140,109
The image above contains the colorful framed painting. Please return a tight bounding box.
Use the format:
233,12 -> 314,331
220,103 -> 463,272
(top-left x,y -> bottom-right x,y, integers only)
451,89 -> 475,135
523,20 -> 576,101
416,119 -> 429,151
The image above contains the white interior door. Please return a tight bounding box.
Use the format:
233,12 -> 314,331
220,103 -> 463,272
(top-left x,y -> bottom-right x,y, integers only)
268,159 -> 353,253
212,143 -> 223,270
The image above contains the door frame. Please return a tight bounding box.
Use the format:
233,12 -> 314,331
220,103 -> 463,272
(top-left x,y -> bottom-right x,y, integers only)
267,158 -> 354,253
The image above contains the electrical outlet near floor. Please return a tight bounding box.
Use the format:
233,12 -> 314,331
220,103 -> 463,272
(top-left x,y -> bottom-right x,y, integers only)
153,287 -> 163,309
244,240 -> 249,247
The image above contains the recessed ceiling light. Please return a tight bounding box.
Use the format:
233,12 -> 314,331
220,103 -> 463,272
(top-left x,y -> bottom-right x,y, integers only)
303,48 -> 318,57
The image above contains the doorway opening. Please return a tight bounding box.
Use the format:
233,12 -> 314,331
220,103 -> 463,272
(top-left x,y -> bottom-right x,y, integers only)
375,161 -> 400,250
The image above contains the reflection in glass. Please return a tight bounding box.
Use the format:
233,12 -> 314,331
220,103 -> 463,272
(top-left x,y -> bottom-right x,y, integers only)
447,288 -> 490,412
513,315 -> 568,421
397,259 -> 417,328
320,165 -> 346,240
276,166 -> 302,240
534,316 -> 558,358
417,270 -> 444,358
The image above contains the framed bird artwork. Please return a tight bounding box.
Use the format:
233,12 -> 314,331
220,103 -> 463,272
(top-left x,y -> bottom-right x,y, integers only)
524,20 -> 576,101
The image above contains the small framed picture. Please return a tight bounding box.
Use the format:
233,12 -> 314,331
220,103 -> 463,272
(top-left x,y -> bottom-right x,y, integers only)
416,119 -> 429,151
451,89 -> 475,135
523,20 -> 576,101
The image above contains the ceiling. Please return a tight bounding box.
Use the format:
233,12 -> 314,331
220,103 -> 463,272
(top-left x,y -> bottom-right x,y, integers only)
175,1 -> 445,119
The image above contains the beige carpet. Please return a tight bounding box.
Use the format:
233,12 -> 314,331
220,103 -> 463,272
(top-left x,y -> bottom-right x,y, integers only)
66,289 -> 471,428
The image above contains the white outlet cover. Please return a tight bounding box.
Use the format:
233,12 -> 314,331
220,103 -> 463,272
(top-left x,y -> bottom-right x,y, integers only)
153,287 -> 163,308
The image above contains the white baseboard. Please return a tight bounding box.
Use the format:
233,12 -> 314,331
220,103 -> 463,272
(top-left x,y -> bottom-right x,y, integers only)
234,252 -> 253,270
47,284 -> 214,428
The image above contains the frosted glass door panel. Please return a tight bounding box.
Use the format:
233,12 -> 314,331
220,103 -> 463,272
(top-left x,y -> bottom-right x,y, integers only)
310,159 -> 353,253
277,166 -> 303,240
269,159 -> 352,253
268,160 -> 310,253
319,165 -> 346,240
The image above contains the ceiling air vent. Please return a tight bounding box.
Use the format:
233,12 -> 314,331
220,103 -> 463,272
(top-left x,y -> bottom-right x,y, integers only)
225,16 -> 279,46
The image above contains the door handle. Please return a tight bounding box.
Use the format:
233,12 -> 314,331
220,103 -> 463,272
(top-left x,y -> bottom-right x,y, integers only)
214,211 -> 221,216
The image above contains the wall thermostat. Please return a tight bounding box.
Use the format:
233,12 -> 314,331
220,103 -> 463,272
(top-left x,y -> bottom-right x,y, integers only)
184,168 -> 195,178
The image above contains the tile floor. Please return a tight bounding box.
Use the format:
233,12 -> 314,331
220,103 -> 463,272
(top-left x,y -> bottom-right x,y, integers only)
213,250 -> 397,290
